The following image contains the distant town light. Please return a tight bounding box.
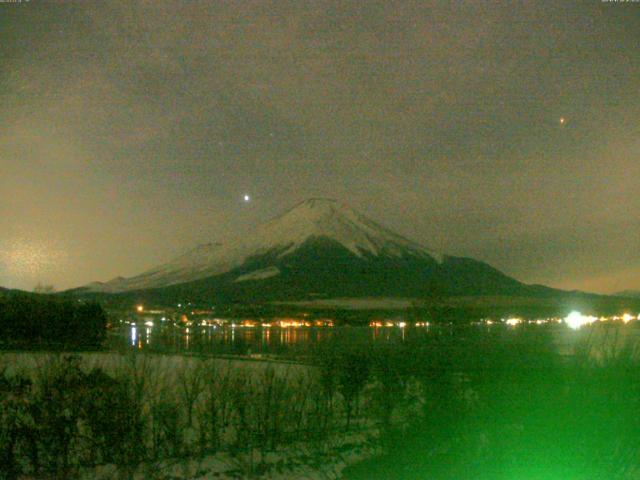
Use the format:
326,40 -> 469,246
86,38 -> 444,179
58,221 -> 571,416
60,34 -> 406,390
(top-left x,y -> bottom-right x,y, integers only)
564,311 -> 597,330
622,313 -> 634,324
136,305 -> 144,313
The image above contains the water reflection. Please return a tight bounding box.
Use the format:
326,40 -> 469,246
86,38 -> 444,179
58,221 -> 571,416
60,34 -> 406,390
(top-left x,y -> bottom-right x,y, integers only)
114,321 -> 640,358
116,324 -> 341,356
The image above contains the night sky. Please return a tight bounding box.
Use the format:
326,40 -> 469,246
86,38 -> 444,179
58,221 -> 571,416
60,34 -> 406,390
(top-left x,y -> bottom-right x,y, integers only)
1,1 -> 638,293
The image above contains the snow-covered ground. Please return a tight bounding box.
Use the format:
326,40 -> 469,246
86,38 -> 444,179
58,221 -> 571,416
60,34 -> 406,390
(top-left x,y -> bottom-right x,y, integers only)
83,430 -> 381,480
0,350 -> 407,479
0,351 -> 306,378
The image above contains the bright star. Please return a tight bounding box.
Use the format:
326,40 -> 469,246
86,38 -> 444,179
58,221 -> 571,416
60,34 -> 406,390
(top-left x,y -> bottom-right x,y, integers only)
559,117 -> 566,125
243,194 -> 251,202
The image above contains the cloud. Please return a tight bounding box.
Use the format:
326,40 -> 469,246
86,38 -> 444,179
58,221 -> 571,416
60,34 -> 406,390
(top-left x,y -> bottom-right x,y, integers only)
1,1 -> 638,291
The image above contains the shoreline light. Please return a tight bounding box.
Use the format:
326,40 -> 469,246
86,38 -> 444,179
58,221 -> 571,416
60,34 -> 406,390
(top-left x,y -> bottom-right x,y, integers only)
564,311 -> 597,330
621,313 -> 634,324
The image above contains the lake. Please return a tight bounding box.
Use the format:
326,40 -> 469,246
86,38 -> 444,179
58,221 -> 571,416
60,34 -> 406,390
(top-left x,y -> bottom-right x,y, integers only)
105,320 -> 640,359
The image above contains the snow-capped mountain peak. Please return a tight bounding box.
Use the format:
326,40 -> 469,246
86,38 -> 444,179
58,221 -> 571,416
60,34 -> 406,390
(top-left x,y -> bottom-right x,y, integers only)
255,198 -> 436,259
83,199 -> 441,293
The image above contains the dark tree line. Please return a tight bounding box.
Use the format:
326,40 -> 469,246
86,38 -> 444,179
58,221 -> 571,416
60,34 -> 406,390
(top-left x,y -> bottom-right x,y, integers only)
0,294 -> 107,347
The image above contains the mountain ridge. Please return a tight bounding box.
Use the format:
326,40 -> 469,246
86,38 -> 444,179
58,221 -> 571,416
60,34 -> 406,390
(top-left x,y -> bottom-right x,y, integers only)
83,198 -> 443,294
76,198 -> 555,302
614,290 -> 640,299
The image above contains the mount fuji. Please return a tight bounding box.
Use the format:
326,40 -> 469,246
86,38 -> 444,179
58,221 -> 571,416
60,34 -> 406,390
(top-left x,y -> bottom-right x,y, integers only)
81,198 -> 539,301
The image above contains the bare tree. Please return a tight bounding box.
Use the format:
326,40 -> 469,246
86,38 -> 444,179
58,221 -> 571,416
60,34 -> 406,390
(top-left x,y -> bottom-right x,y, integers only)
178,360 -> 205,429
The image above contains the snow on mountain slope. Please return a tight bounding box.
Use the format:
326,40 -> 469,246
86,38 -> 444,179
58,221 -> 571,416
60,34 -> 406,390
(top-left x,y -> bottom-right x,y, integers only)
84,198 -> 442,293
254,198 -> 439,259
233,266 -> 281,283
87,242 -> 223,293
